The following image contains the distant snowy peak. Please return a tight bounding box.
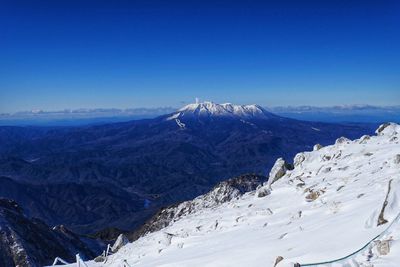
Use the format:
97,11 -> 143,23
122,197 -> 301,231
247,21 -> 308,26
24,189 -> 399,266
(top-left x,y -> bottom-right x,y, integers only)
168,101 -> 276,120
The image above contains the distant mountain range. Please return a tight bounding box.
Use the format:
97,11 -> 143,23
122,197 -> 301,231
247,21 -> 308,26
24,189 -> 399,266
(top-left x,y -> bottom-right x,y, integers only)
0,102 -> 377,235
1,104 -> 398,126
0,107 -> 176,126
268,105 -> 400,123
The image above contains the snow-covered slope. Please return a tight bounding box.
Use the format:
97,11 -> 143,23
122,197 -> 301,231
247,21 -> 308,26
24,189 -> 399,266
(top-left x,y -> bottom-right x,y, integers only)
167,101 -> 276,120
128,174 -> 265,241
60,123 -> 400,267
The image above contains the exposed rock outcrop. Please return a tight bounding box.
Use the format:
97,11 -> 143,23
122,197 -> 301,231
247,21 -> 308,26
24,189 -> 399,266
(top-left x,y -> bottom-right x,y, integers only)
377,180 -> 392,226
273,256 -> 284,267
376,239 -> 391,256
394,154 -> 400,165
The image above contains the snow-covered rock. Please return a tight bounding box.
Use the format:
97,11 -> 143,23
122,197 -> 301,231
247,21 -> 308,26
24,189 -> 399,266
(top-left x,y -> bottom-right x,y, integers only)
313,143 -> 323,151
335,136 -> 351,145
293,152 -> 306,167
256,186 -> 271,198
111,234 -> 129,253
267,158 -> 292,187
61,123 -> 400,267
359,134 -> 371,144
375,122 -> 400,136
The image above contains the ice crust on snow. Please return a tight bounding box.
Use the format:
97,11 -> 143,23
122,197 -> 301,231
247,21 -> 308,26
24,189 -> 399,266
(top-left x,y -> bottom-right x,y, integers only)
59,123 -> 400,267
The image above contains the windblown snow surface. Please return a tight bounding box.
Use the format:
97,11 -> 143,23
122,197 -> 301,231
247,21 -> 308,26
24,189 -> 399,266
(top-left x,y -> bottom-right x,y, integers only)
60,123 -> 400,267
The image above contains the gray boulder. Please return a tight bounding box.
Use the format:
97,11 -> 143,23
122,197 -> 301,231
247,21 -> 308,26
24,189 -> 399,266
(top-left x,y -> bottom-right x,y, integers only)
267,158 -> 293,187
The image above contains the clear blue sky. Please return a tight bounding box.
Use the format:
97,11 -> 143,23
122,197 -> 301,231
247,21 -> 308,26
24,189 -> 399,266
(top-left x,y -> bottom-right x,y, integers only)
0,0 -> 399,113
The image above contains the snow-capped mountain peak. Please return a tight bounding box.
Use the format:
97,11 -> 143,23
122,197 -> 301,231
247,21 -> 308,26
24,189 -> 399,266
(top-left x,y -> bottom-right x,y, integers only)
168,101 -> 275,120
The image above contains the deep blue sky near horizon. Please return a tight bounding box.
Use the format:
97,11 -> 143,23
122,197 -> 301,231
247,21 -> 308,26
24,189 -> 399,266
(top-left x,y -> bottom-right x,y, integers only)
0,0 -> 399,113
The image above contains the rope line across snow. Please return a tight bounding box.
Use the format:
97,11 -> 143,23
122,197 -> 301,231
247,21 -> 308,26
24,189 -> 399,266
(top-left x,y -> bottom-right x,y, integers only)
300,210 -> 400,266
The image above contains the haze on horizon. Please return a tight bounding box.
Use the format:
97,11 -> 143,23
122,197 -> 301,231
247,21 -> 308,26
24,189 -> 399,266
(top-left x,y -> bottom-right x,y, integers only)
0,0 -> 399,113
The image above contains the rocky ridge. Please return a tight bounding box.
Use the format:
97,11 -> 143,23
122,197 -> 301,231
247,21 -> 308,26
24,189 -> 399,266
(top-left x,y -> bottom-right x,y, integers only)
0,199 -> 102,267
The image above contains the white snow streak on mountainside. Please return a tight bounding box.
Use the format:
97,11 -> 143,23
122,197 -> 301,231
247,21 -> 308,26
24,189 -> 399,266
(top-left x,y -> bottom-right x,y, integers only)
59,123 -> 400,267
